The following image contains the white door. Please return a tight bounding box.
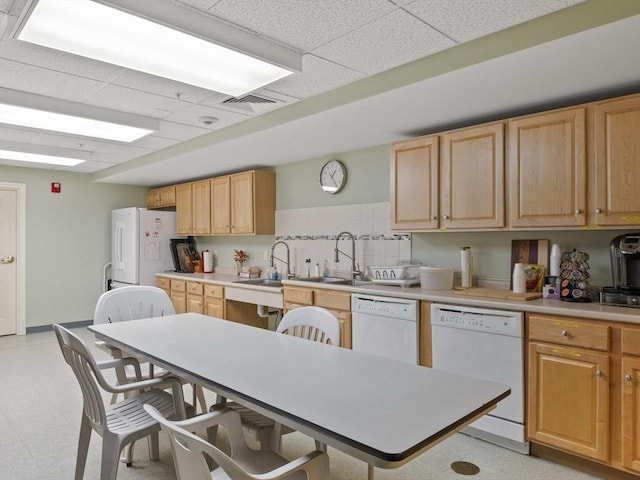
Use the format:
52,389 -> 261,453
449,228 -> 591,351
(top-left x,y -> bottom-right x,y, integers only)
0,185 -> 23,335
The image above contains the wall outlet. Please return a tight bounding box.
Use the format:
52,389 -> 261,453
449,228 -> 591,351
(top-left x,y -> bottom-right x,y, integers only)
263,250 -> 269,261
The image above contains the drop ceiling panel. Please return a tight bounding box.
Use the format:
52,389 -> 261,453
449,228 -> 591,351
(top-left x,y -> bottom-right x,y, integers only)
267,54 -> 365,98
313,9 -> 455,75
0,39 -> 124,82
84,84 -> 187,118
406,0 -> 586,43
0,58 -> 106,102
203,0 -> 397,51
154,120 -> 211,142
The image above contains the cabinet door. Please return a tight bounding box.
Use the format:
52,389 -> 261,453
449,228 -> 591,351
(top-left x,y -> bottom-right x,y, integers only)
508,108 -> 586,227
594,95 -> 640,226
171,291 -> 186,314
211,176 -> 231,234
622,356 -> 640,472
204,297 -> 224,319
187,293 -> 204,314
192,180 -> 211,235
391,136 -> 439,230
440,123 -> 505,229
528,342 -> 609,461
146,188 -> 161,208
230,172 -> 254,234
175,183 -> 193,235
160,186 -> 176,206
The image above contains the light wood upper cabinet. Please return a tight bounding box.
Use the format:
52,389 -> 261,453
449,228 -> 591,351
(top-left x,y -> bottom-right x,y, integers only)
440,122 -> 505,229
211,170 -> 275,235
391,136 -> 439,230
175,183 -> 193,235
146,185 -> 176,209
191,180 -> 211,235
175,180 -> 211,235
508,107 -> 586,228
391,123 -> 505,231
594,94 -> 640,227
210,176 -> 231,234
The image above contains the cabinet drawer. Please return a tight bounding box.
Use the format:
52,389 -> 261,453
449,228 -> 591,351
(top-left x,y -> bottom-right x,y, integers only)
283,287 -> 313,305
315,289 -> 351,311
157,277 -> 171,290
204,284 -> 224,299
528,313 -> 610,351
171,280 -> 186,292
622,327 -> 640,356
187,281 -> 203,295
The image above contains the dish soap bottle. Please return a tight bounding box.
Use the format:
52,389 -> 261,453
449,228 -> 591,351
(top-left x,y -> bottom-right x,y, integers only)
271,265 -> 279,280
322,260 -> 330,279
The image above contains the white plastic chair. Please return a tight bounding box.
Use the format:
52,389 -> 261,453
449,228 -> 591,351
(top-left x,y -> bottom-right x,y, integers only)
144,404 -> 329,480
94,286 -> 207,413
53,324 -> 188,480
216,306 -> 341,452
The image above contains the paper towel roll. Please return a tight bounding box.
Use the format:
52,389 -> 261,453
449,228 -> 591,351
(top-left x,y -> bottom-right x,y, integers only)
202,250 -> 213,273
460,246 -> 472,288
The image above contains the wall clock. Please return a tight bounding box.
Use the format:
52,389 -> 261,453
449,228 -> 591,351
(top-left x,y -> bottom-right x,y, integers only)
319,160 -> 347,194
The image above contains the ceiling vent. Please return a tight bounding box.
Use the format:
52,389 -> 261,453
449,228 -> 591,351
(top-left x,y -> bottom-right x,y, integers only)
220,94 -> 280,114
222,94 -> 277,105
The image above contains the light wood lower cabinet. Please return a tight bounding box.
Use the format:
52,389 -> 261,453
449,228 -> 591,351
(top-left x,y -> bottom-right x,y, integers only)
204,284 -> 224,318
622,328 -> 640,472
283,286 -> 351,349
160,277 -> 225,319
527,313 -> 640,475
169,279 -> 187,314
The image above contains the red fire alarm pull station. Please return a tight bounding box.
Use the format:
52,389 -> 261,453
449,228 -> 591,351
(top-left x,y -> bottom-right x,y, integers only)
51,182 -> 61,193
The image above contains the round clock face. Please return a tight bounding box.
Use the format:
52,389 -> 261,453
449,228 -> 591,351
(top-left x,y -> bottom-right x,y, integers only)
319,160 -> 346,194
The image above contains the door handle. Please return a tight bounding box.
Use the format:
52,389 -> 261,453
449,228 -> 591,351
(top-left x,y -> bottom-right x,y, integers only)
0,255 -> 16,264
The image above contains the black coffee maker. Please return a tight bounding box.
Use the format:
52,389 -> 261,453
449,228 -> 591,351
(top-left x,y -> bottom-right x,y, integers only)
602,233 -> 640,307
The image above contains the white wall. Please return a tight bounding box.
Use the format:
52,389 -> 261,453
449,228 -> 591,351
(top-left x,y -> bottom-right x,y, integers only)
0,166 -> 146,328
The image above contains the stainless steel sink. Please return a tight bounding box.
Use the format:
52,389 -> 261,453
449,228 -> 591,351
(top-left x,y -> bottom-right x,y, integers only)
293,276 -> 371,286
232,278 -> 283,288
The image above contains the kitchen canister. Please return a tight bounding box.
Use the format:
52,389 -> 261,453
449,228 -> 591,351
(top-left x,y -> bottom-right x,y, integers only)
559,249 -> 592,302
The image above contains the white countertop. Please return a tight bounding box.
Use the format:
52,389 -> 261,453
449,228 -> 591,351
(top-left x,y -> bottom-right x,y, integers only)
157,272 -> 640,325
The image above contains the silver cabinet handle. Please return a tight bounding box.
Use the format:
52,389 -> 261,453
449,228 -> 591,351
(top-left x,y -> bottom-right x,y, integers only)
430,216 -> 438,220
596,370 -> 603,378
575,209 -> 584,215
0,255 -> 16,264
625,374 -> 634,382
595,208 -> 603,214
443,215 -> 450,220
561,330 -> 569,337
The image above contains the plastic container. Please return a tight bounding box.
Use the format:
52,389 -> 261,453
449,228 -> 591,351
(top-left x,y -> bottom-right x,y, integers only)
419,266 -> 454,290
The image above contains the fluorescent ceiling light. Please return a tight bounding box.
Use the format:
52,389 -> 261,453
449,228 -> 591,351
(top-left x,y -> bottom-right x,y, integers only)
0,87 -> 158,142
0,104 -> 154,142
0,149 -> 85,167
14,0 -> 301,97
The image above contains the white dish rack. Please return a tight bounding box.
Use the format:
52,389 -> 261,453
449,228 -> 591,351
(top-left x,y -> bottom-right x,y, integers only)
368,265 -> 419,281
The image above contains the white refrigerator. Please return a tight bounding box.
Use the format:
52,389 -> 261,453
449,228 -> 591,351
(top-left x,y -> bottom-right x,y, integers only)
111,207 -> 176,289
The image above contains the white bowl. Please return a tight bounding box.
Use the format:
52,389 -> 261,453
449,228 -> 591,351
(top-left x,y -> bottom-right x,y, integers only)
419,266 -> 454,290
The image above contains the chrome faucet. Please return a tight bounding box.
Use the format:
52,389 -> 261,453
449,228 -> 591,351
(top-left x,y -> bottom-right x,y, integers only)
270,241 -> 293,279
334,231 -> 360,279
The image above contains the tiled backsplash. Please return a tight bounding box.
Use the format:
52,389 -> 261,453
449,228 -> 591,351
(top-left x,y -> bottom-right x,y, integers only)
275,202 -> 411,277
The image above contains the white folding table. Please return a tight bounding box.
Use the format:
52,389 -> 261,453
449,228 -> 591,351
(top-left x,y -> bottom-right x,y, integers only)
89,313 -> 510,477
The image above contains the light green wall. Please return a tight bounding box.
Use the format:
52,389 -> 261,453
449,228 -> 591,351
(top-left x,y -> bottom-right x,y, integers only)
1,166 -> 146,327
275,144 -> 389,209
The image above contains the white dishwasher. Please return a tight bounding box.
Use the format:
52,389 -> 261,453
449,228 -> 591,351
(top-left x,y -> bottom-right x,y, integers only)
431,303 -> 529,454
351,294 -> 418,364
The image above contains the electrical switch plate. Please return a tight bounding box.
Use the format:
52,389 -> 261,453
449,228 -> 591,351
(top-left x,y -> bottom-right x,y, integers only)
264,250 -> 269,261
